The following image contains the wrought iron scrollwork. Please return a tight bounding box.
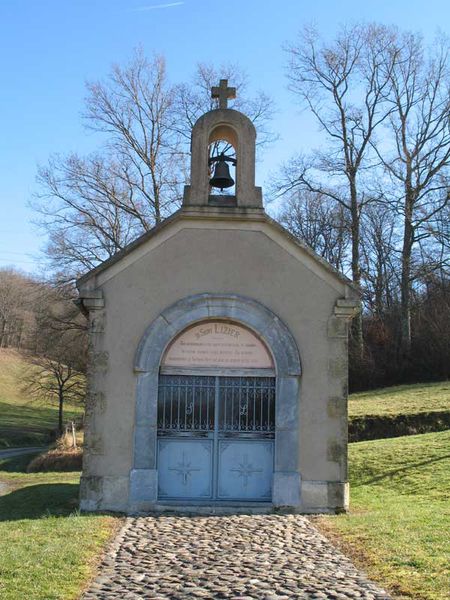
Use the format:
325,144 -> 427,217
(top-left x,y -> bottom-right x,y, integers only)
157,374 -> 275,437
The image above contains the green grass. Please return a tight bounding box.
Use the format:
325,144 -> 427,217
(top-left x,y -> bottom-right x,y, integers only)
318,430 -> 450,600
0,455 -> 118,600
1,354 -> 448,598
0,352 -> 111,598
0,351 -> 117,598
349,381 -> 450,418
0,350 -> 83,448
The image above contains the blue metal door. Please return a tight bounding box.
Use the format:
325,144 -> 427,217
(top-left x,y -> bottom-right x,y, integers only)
157,375 -> 275,501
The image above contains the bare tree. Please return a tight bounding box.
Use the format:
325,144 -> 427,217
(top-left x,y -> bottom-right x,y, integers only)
22,284 -> 86,434
418,202 -> 450,278
0,269 -> 35,348
278,190 -> 350,271
360,204 -> 399,317
374,32 -> 450,353
84,50 -> 182,223
35,153 -> 147,277
34,51 -> 182,281
23,355 -> 85,435
279,23 -> 398,356
34,53 -> 275,280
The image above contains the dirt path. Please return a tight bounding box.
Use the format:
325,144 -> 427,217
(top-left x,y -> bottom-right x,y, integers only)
0,446 -> 45,459
0,447 -> 45,496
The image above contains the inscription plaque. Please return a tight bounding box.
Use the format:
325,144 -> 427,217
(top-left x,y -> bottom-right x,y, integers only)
162,322 -> 274,369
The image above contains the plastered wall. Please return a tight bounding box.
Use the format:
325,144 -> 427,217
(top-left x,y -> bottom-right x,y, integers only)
80,217 -> 355,513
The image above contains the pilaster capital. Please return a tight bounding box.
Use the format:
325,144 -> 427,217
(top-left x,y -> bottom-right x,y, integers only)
334,298 -> 360,320
76,289 -> 105,315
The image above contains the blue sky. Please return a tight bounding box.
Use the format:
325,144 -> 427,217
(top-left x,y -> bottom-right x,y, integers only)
0,0 -> 449,273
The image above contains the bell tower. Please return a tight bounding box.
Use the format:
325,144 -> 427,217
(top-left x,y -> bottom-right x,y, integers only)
183,79 -> 263,210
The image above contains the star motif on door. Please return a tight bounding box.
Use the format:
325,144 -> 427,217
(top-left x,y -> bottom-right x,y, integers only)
169,452 -> 201,485
230,454 -> 263,488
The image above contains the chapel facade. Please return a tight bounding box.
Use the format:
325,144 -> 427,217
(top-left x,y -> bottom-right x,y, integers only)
77,80 -> 358,514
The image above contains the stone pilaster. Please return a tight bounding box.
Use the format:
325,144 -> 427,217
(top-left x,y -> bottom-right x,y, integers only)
78,289 -> 108,511
319,297 -> 359,511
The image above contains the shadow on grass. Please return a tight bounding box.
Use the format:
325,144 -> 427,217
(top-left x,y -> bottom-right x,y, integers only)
356,454 -> 450,487
0,451 -> 41,472
0,483 -> 80,521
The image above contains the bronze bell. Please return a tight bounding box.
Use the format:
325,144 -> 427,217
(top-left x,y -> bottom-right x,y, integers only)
209,155 -> 234,190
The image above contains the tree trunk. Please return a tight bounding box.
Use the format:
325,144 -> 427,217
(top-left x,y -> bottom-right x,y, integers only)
374,253 -> 384,318
58,388 -> 64,436
350,185 -> 364,358
400,192 -> 414,355
0,318 -> 6,348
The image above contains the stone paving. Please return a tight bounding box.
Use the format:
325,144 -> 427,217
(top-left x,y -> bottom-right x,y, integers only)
83,514 -> 391,600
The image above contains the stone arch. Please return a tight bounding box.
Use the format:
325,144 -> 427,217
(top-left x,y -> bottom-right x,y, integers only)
208,123 -> 239,149
182,109 -> 262,208
129,293 -> 302,511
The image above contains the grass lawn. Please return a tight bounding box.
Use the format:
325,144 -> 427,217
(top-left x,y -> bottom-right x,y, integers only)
1,353 -> 448,599
0,350 -> 83,448
0,350 -> 116,598
317,430 -> 450,600
349,381 -> 450,418
0,454 -> 119,600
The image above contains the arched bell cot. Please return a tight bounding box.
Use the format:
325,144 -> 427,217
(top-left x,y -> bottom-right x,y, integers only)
183,79 -> 263,209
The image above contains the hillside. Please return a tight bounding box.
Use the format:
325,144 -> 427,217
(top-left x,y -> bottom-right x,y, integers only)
349,381 -> 450,417
348,381 -> 450,441
0,349 -> 83,448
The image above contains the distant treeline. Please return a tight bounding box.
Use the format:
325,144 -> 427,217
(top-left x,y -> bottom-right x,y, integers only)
348,278 -> 449,390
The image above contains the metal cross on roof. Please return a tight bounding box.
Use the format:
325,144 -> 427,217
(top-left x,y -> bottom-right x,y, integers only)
211,79 -> 236,109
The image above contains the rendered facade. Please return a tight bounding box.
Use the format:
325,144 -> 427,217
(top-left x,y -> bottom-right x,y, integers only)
77,82 -> 358,514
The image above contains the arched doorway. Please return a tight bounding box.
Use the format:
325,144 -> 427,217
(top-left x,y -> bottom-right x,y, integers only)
131,294 -> 301,512
157,321 -> 276,501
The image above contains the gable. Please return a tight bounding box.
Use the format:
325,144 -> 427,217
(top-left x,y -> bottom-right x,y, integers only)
77,210 -> 357,298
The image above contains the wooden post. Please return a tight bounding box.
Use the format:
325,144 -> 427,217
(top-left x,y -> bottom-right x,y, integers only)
71,421 -> 77,448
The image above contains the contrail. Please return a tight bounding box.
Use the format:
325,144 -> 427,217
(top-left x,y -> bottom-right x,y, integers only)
132,2 -> 184,10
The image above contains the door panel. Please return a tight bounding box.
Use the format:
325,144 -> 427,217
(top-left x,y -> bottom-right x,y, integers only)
157,438 -> 213,499
217,440 -> 273,500
157,375 -> 275,501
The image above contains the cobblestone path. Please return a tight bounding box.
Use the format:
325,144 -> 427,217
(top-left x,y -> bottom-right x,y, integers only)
83,514 -> 390,600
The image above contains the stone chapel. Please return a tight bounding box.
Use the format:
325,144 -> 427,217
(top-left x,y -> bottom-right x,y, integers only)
76,80 -> 358,514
